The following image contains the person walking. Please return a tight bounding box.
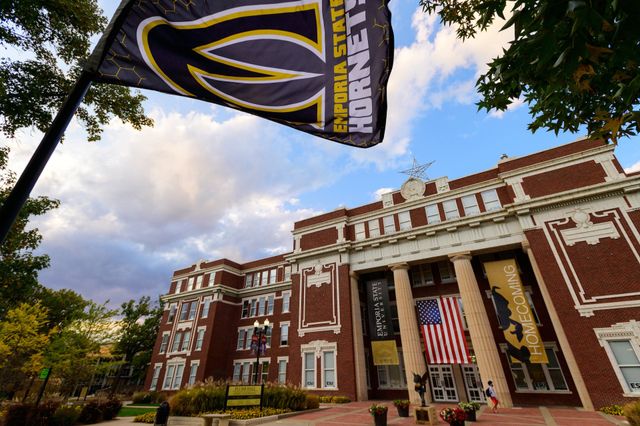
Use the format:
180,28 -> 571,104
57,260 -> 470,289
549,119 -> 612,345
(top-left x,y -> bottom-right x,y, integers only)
486,380 -> 499,413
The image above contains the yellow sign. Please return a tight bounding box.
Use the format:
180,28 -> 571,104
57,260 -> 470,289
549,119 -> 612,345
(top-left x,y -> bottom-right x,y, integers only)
79,387 -> 88,400
226,398 -> 261,406
227,385 -> 262,396
484,259 -> 548,364
371,340 -> 399,365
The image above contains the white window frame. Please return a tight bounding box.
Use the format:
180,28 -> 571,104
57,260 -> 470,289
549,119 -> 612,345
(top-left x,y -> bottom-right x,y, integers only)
443,199 -> 460,220
201,297 -> 211,319
412,263 -> 434,287
267,295 -> 275,315
383,215 -> 395,234
481,189 -> 501,211
280,322 -> 290,347
187,277 -> 195,291
461,194 -> 480,216
242,361 -> 251,383
150,364 -> 162,390
188,361 -> 199,385
181,330 -> 192,352
355,223 -> 365,240
163,362 -> 185,390
159,332 -> 170,354
170,332 -> 182,353
208,272 -> 216,286
245,274 -> 253,288
322,350 -> 337,389
438,261 -> 456,283
302,352 -> 316,389
282,291 -> 291,313
398,211 -> 411,231
376,349 -> 407,389
284,266 -> 291,282
269,268 -> 277,284
195,275 -> 203,289
188,302 -> 198,320
179,303 -> 189,322
425,204 -> 440,224
232,363 -> 242,382
301,341 -> 337,389
195,327 -> 205,351
595,321 -> 640,396
237,329 -> 246,350
261,271 -> 268,286
277,356 -> 288,384
167,303 -> 177,323
172,281 -> 179,294
368,219 -> 380,237
500,343 -> 570,393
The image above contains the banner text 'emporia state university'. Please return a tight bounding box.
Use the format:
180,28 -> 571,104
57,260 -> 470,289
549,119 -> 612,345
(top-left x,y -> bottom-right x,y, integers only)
88,0 -> 394,147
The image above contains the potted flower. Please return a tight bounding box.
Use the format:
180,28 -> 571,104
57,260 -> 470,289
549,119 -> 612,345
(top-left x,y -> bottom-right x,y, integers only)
458,401 -> 480,421
369,403 -> 388,426
439,406 -> 466,426
393,399 -> 410,417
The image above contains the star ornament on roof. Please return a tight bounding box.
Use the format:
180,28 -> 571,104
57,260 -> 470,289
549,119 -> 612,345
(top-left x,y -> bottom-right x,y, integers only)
400,158 -> 435,181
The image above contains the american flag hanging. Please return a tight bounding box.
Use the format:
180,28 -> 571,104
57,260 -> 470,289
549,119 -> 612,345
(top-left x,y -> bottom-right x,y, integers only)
417,297 -> 471,364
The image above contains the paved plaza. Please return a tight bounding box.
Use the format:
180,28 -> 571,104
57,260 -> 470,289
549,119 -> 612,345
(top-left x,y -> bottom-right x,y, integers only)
107,402 -> 628,425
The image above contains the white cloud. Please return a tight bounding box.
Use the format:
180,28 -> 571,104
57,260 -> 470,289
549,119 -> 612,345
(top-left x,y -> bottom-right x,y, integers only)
373,187 -> 394,201
488,98 -> 526,119
625,161 -> 640,174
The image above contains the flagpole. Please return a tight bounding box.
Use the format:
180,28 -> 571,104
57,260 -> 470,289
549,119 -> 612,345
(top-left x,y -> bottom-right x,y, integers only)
0,70 -> 94,244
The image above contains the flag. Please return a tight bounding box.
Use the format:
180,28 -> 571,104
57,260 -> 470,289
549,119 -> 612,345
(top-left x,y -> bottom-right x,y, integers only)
417,297 -> 471,364
86,0 -> 394,147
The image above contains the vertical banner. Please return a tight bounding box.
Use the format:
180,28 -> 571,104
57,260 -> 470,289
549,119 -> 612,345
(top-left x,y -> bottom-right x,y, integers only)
366,279 -> 398,365
484,259 -> 548,364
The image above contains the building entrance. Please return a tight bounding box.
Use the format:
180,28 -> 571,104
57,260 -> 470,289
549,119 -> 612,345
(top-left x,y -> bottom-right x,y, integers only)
462,365 -> 486,403
429,365 -> 458,402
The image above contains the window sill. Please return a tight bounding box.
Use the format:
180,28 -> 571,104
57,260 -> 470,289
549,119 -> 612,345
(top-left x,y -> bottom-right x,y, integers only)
623,392 -> 640,398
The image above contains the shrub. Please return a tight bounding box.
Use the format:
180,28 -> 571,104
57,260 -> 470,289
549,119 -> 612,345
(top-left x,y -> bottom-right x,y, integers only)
132,391 -> 167,404
305,394 -> 320,409
393,400 -> 410,409
4,403 -> 30,426
4,401 -> 60,426
51,405 -> 82,426
133,412 -> 156,423
458,401 -> 480,411
319,396 -> 332,403
261,383 -> 306,411
225,408 -> 289,419
624,400 -> 640,426
170,380 -> 226,416
331,396 -> 351,404
78,400 -> 103,424
600,405 -> 624,416
99,398 -> 122,420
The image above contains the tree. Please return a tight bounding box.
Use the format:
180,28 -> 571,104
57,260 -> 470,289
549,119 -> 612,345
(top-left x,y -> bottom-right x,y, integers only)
0,147 -> 59,319
0,0 -> 152,142
112,297 -> 163,391
420,0 -> 640,142
0,302 -> 52,398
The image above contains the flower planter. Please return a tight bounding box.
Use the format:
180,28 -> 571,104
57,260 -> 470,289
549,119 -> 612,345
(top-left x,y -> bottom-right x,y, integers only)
373,412 -> 387,426
396,406 -> 409,417
465,409 -> 477,421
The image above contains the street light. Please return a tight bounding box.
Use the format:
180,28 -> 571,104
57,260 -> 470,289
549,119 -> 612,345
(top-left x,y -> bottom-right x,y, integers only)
252,318 -> 270,384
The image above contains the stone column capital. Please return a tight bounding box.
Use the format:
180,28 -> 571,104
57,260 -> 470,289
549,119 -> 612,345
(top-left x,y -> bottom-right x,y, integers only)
389,262 -> 410,271
449,252 -> 472,263
521,239 -> 531,252
349,270 -> 359,279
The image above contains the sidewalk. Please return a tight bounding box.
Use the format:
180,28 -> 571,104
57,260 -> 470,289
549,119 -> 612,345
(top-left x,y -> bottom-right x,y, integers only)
106,402 -> 628,425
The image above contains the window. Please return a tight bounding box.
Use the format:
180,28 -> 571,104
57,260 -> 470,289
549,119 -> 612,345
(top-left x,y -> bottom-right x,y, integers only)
241,301 -> 250,318
269,268 -> 277,284
595,322 -> 640,396
237,329 -> 246,350
383,215 -> 395,234
173,364 -> 185,390
245,330 -> 253,350
250,299 -> 257,317
267,295 -> 274,315
412,264 -> 434,287
443,199 -> 459,220
398,211 -> 411,231
282,292 -> 291,313
284,266 -> 291,282
481,189 -> 501,211
150,365 -> 162,390
426,204 -> 441,224
179,303 -> 189,322
265,327 -> 272,347
167,304 -> 177,323
261,271 -> 268,286
503,345 -> 568,392
355,223 -> 365,240
201,299 -> 210,319
462,194 -> 480,216
261,361 -> 269,383
181,330 -> 191,351
195,275 -> 203,289
171,332 -> 182,352
187,277 -> 194,291
280,323 -> 289,346
232,363 -> 242,382
438,261 -> 456,283
195,328 -> 205,351
258,297 -> 266,316
172,281 -> 179,294
188,363 -> 199,385
377,350 -> 406,389
159,333 -> 170,354
188,302 -> 197,320
368,219 -> 380,237
208,272 -> 216,286
163,363 -> 185,390
245,274 -> 253,288
278,359 -> 288,384
323,351 -> 336,388
242,362 -> 251,383
303,352 -> 315,388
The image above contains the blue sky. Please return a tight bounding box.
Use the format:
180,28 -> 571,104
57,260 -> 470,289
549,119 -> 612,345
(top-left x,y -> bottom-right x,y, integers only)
5,0 -> 640,306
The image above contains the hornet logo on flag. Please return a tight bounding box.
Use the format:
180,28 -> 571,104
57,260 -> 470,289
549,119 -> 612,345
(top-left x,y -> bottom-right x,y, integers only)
90,0 -> 394,147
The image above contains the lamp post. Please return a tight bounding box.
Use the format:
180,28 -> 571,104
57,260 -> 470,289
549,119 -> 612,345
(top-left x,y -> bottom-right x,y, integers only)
252,319 -> 270,384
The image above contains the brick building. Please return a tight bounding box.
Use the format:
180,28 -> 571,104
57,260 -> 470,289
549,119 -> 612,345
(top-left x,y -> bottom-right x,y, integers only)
145,138 -> 640,410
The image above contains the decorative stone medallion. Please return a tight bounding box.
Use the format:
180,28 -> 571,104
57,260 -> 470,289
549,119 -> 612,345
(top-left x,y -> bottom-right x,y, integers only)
400,178 -> 426,201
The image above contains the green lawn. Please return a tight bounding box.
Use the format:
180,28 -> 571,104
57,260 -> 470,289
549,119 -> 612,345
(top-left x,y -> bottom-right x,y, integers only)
118,406 -> 158,417
125,403 -> 161,407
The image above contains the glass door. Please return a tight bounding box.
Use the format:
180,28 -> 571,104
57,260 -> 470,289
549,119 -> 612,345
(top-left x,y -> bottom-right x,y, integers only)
462,364 -> 486,403
429,365 -> 458,402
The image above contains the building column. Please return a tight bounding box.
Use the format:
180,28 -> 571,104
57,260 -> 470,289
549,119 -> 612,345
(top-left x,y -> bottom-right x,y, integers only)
449,253 -> 513,408
522,240 -> 594,410
389,263 -> 430,405
349,271 -> 369,401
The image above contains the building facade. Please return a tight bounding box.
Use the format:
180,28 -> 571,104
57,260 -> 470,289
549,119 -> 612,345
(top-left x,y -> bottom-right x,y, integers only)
145,139 -> 640,410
